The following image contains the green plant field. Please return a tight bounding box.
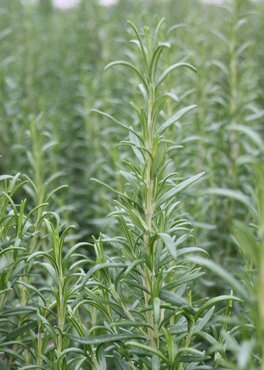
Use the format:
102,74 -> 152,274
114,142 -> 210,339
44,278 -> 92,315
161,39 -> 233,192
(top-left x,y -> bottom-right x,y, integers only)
0,0 -> 264,369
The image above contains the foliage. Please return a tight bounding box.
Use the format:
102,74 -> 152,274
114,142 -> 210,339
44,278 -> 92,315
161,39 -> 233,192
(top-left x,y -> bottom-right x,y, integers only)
0,0 -> 263,369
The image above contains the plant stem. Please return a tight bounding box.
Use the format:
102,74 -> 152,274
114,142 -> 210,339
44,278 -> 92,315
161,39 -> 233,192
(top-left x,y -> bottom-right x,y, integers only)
143,84 -> 156,348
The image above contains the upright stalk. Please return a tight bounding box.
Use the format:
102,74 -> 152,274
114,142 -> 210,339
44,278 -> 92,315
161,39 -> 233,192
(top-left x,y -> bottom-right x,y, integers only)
94,20 -> 208,369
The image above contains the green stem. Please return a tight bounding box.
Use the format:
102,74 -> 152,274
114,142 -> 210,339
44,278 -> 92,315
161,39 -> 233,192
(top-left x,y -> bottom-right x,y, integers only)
142,84 -> 157,349
178,321 -> 194,370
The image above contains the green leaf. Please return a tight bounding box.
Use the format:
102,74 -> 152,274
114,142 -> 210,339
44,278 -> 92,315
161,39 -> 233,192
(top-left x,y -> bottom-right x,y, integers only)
129,131 -> 145,164
41,262 -> 57,282
46,184 -> 68,201
237,340 -> 255,369
160,290 -> 194,314
63,242 -> 90,268
194,306 -> 215,333
127,20 -> 148,68
0,175 -> 13,181
157,105 -> 197,135
152,354 -> 160,370
157,62 -> 197,87
157,172 -> 205,207
3,321 -> 37,341
0,307 -> 36,318
20,366 -> 46,370
233,221 -> 258,265
110,320 -> 150,329
113,351 -> 132,370
176,247 -> 208,258
205,188 -> 256,215
105,60 -> 147,89
16,280 -> 46,305
188,256 -> 249,302
228,124 -> 264,151
81,262 -> 128,287
150,42 -> 170,81
91,109 -> 143,142
255,164 -> 264,235
195,295 -> 241,319
70,333 -> 142,345
159,233 -> 177,259
126,341 -> 169,364
174,348 -> 207,364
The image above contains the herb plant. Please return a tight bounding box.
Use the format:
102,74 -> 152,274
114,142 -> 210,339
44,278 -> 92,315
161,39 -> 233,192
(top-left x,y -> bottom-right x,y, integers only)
0,0 -> 263,369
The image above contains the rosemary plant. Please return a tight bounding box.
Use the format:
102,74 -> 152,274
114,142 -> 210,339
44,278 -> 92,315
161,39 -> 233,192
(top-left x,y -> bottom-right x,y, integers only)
84,20 -> 238,369
0,1 -> 263,369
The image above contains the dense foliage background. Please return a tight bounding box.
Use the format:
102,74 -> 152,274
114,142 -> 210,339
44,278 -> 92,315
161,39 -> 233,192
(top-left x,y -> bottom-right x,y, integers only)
0,0 -> 263,369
